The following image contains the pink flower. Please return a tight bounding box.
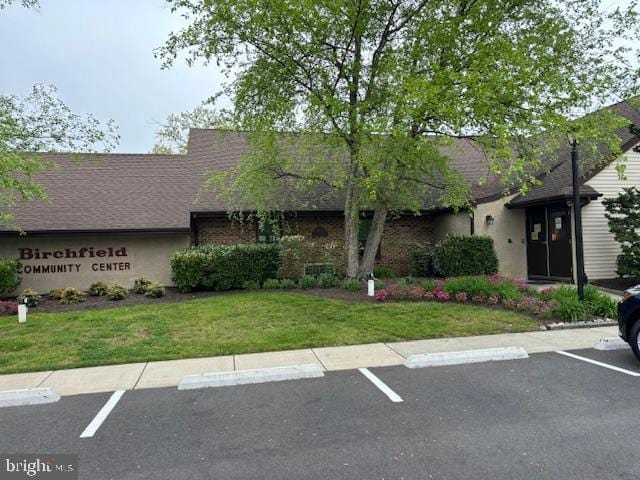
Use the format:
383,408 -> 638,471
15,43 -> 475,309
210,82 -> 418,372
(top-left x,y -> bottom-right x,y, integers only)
487,294 -> 500,305
0,300 -> 18,316
471,295 -> 487,303
455,292 -> 469,302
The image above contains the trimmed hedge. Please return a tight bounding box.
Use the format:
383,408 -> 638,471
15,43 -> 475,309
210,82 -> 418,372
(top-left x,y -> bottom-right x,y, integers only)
0,259 -> 21,296
432,235 -> 498,277
171,243 -> 282,292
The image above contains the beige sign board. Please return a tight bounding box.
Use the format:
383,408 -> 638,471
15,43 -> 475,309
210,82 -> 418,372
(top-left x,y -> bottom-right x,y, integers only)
0,234 -> 190,293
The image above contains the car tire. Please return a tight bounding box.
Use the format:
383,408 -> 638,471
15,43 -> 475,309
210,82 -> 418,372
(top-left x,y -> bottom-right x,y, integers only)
629,320 -> 640,363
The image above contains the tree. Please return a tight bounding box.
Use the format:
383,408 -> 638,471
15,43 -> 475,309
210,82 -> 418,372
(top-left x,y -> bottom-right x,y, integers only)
603,187 -> 640,278
152,102 -> 230,154
1,85 -> 118,227
159,0 -> 640,278
1,2 -> 119,228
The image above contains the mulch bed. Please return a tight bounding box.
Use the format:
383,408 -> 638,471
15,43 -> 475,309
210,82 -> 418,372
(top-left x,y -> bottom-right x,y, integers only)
591,277 -> 640,293
15,286 -> 373,314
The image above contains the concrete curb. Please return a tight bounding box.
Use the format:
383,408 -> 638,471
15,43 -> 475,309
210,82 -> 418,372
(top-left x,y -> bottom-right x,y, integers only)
0,388 -> 60,408
178,364 -> 324,390
404,346 -> 529,369
594,337 -> 629,351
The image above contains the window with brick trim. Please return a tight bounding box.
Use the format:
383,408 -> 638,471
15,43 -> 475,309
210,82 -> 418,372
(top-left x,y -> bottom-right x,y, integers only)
256,219 -> 280,244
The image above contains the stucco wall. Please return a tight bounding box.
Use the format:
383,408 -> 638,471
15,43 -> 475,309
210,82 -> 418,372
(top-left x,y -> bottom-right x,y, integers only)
582,149 -> 640,279
432,196 -> 527,279
0,233 -> 191,293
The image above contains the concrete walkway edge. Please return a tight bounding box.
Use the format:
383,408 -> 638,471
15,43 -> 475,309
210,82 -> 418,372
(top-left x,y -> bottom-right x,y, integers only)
0,326 -> 622,397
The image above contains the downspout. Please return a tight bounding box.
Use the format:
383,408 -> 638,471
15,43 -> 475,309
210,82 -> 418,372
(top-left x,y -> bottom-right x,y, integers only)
469,210 -> 475,236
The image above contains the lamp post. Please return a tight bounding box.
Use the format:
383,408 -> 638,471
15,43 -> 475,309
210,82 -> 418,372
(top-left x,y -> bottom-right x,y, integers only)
571,138 -> 586,302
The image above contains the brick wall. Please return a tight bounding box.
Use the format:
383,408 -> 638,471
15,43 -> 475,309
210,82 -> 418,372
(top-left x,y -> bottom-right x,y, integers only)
195,214 -> 433,276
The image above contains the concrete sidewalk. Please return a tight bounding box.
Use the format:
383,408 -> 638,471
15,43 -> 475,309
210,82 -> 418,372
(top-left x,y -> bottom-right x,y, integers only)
0,326 -> 620,396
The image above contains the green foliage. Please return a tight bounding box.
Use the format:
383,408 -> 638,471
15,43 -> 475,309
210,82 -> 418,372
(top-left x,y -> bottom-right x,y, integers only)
262,278 -> 281,289
106,284 -> 127,301
19,288 -> 40,307
443,277 -> 493,297
603,187 -> 640,277
0,259 -> 20,295
552,294 -> 587,322
493,281 -> 522,302
584,285 -> 618,318
48,289 -> 63,300
132,277 -> 153,294
373,267 -> 397,279
170,243 -> 282,292
318,273 -> 339,288
299,274 -> 318,289
160,0 -> 639,279
374,279 -> 385,290
433,235 -> 498,277
242,280 -> 261,290
145,283 -> 166,298
279,278 -> 296,289
419,279 -> 436,292
343,278 -> 361,292
398,276 -> 417,286
88,281 -> 109,297
59,287 -> 87,305
0,85 -> 118,227
410,244 -> 432,277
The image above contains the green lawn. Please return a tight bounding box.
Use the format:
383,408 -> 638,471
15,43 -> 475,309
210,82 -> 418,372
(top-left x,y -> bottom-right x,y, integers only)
0,292 -> 539,374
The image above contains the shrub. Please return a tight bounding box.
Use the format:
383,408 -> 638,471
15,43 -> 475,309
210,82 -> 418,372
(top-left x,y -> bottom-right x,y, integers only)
374,279 -> 385,290
603,186 -> 640,277
19,288 -> 41,307
279,278 -> 296,289
454,292 -> 469,302
432,235 -> 498,277
145,283 -> 166,298
375,284 -> 426,302
398,276 -> 417,286
59,287 -> 87,305
170,243 -> 282,292
0,259 -> 21,296
106,284 -> 127,301
419,279 -> 436,292
242,280 -> 261,290
373,266 -> 397,278
493,281 -> 522,303
88,281 -> 109,296
48,289 -> 64,300
262,278 -> 281,289
553,295 -> 587,321
410,244 -> 432,277
343,278 -> 361,292
0,300 -> 18,316
443,276 -> 493,297
318,273 -> 339,288
584,285 -> 617,318
299,274 -> 318,289
132,277 -> 153,294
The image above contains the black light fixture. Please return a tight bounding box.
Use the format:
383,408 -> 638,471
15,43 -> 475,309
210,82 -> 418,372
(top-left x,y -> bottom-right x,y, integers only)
570,136 -> 586,302
485,214 -> 495,226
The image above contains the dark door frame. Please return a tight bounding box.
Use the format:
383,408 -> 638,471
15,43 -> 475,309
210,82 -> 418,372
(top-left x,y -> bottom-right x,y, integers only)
525,204 -> 573,281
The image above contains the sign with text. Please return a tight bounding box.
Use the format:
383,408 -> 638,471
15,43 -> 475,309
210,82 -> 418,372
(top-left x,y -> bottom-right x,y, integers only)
17,247 -> 131,276
1,454 -> 77,479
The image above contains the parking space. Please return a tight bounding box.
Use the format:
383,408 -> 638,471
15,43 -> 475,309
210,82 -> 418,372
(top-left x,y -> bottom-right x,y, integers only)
2,347 -> 640,479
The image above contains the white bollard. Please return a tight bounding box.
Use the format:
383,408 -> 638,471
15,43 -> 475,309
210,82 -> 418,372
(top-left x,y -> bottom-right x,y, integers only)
18,304 -> 27,323
367,279 -> 375,297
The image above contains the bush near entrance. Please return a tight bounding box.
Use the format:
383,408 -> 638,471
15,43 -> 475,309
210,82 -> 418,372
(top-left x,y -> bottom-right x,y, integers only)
0,259 -> 21,296
170,243 -> 282,292
432,235 -> 498,277
603,186 -> 640,277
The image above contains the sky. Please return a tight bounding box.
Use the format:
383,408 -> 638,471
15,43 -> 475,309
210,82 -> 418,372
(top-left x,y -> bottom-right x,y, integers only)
0,0 -> 225,153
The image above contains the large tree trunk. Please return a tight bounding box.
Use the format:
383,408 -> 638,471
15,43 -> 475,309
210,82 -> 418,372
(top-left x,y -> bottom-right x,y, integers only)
358,206 -> 388,278
344,181 -> 361,278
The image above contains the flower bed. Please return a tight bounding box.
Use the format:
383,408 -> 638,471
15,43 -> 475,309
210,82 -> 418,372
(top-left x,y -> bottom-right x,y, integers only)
375,276 -> 616,322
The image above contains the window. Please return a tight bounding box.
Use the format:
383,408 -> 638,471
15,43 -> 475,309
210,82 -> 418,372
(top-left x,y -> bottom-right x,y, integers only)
256,219 -> 280,244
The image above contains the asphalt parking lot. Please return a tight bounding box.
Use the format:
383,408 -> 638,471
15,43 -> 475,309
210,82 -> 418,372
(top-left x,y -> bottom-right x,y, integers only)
2,347 -> 640,480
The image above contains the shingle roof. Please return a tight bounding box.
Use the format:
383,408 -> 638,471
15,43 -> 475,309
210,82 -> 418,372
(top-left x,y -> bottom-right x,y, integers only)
509,99 -> 640,208
3,99 -> 638,233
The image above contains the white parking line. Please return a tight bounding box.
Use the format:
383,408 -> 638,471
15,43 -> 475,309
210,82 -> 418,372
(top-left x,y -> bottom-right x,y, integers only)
80,390 -> 125,438
556,351 -> 640,377
358,368 -> 403,403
